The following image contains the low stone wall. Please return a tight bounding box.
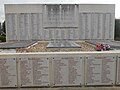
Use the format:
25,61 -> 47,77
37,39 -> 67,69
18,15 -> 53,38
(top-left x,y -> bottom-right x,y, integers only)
1,87 -> 120,90
0,51 -> 120,89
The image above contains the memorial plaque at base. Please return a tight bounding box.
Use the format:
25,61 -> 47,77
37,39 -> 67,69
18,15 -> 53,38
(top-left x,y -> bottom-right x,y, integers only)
85,56 -> 116,86
116,57 -> 120,85
18,57 -> 50,87
0,58 -> 17,87
52,56 -> 83,86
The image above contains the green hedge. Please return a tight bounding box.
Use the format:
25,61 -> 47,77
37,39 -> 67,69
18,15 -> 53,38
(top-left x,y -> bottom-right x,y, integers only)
0,35 -> 6,42
115,19 -> 120,40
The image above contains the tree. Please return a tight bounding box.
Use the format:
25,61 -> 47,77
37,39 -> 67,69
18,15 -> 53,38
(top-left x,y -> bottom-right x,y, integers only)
115,19 -> 120,40
0,22 -> 1,34
1,21 -> 6,36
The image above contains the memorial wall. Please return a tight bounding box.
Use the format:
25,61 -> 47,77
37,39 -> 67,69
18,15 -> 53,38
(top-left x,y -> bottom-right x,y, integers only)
0,52 -> 120,88
5,4 -> 115,41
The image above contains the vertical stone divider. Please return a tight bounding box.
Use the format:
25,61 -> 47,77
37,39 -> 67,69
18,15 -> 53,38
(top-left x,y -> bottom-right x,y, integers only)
83,56 -> 86,87
112,56 -> 117,86
17,53 -> 22,88
48,56 -> 54,87
14,55 -> 18,87
116,55 -> 120,85
84,56 -> 88,86
17,54 -> 20,87
115,55 -> 118,85
16,54 -> 19,88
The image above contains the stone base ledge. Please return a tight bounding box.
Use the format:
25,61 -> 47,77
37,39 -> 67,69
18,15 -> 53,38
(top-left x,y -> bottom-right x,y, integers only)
1,87 -> 120,90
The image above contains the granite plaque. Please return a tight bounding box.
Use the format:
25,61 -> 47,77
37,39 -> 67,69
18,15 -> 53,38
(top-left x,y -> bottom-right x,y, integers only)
18,57 -> 50,87
85,56 -> 116,85
52,56 -> 83,86
0,58 -> 17,87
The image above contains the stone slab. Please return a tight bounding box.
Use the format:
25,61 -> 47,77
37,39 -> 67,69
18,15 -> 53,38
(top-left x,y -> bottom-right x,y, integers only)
18,57 -> 50,87
0,58 -> 17,87
86,40 -> 120,49
85,56 -> 116,86
0,41 -> 37,49
52,55 -> 84,86
47,40 -> 80,48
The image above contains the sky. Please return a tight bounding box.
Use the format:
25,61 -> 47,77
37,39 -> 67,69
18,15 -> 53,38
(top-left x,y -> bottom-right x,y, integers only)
0,0 -> 120,22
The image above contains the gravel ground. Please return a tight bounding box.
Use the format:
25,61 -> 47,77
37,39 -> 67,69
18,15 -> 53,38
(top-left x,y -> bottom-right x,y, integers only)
16,41 -> 96,52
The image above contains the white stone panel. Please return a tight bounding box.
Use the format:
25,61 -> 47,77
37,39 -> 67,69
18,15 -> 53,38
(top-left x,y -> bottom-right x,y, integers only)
24,14 -> 30,40
49,29 -> 54,40
19,13 -> 27,40
38,14 -> 43,40
79,14 -> 83,39
44,29 -> 50,40
79,13 -> 85,39
55,29 -> 61,39
58,29 -> 62,39
74,5 -> 79,27
55,29 -> 59,39
73,29 -> 79,39
104,14 -> 110,39
44,5 -> 78,28
82,14 -> 86,39
65,29 -> 69,40
79,4 -> 115,13
69,29 -> 74,40
92,14 -> 98,39
98,14 -> 103,39
85,56 -> 116,85
31,14 -> 39,40
102,14 -> 106,39
18,57 -> 50,87
84,14 -> 88,39
52,57 -> 68,86
86,14 -> 91,39
52,56 -> 84,86
5,4 -> 43,13
27,13 -> 33,40
6,14 -> 14,41
48,29 -> 51,40
53,29 -> 56,40
95,14 -> 99,39
12,14 -> 17,40
5,4 -> 115,41
60,29 -> 65,39
16,14 -> 20,40
0,58 -> 17,87
109,14 -> 115,40
67,29 -> 70,39
18,58 -> 33,86
90,14 -> 94,39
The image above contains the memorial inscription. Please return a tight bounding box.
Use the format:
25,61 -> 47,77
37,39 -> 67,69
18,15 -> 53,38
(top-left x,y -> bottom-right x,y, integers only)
19,57 -> 50,87
85,56 -> 116,85
0,58 -> 17,87
52,56 -> 83,86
